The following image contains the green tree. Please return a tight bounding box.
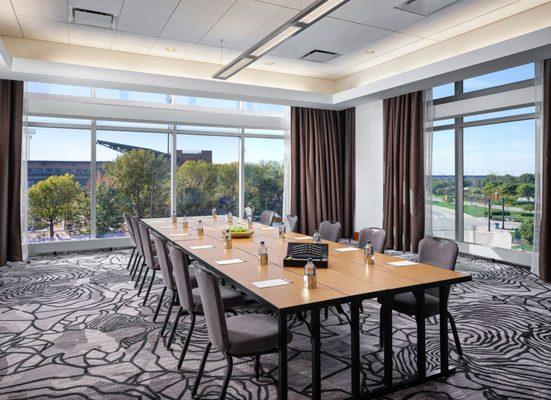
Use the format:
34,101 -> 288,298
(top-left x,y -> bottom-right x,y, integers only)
28,174 -> 84,238
519,218 -> 534,245
517,182 -> 535,202
95,175 -> 124,235
245,161 -> 284,215
104,149 -> 170,218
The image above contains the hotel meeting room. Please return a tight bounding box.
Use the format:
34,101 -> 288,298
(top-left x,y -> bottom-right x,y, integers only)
1,0 -> 551,399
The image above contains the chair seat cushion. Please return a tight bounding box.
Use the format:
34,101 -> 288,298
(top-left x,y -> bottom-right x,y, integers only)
378,292 -> 440,317
226,314 -> 292,355
191,285 -> 244,313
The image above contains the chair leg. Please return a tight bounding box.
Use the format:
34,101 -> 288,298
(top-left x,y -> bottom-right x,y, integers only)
138,267 -> 149,296
379,306 -> 385,348
178,313 -> 196,369
153,286 -> 166,322
142,269 -> 156,306
448,311 -> 463,356
167,307 -> 182,350
324,306 -> 329,320
126,247 -> 136,270
254,354 -> 260,380
219,354 -> 233,400
129,254 -> 139,278
160,291 -> 176,337
192,341 -> 212,397
134,261 -> 145,288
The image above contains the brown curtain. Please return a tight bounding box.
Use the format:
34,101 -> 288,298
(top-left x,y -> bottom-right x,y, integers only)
290,107 -> 355,237
0,80 -> 23,265
383,91 -> 424,253
539,60 -> 551,282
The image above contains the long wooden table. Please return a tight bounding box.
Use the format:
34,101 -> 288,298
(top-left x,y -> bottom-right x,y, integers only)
144,216 -> 471,399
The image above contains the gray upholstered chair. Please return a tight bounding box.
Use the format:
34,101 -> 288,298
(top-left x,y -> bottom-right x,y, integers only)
379,237 -> 463,355
122,214 -> 138,272
260,210 -> 275,226
167,244 -> 245,369
137,222 -> 161,306
358,227 -> 387,253
243,207 -> 253,220
192,267 -> 292,399
319,220 -> 341,242
284,215 -> 298,233
130,218 -> 146,284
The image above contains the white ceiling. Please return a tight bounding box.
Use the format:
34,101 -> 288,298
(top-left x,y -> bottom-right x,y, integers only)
0,0 -> 549,80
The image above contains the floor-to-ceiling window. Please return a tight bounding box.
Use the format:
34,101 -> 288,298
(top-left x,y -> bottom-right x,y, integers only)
429,63 -> 537,262
24,84 -> 288,251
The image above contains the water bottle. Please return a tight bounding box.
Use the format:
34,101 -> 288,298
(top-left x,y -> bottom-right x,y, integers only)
364,241 -> 375,265
258,241 -> 268,265
171,211 -> 177,226
182,215 -> 189,230
279,225 -> 286,239
313,230 -> 321,243
224,229 -> 232,249
197,220 -> 204,236
212,208 -> 217,221
247,215 -> 253,229
227,211 -> 233,225
304,258 -> 317,289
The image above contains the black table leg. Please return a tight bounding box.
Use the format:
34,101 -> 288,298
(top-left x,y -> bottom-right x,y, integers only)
350,300 -> 361,399
311,307 -> 321,400
439,285 -> 449,374
278,310 -> 288,400
383,294 -> 393,389
415,288 -> 426,380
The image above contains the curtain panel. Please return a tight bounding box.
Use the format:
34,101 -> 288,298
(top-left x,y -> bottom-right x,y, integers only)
0,80 -> 24,265
383,91 -> 425,253
290,107 -> 355,237
539,60 -> 551,282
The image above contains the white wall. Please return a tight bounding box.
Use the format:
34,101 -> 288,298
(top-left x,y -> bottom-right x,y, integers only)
355,100 -> 384,231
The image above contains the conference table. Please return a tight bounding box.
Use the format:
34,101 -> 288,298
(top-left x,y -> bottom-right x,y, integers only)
143,216 -> 471,399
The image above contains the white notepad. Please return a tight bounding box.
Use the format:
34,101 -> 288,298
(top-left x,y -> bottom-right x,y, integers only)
252,278 -> 292,289
169,233 -> 189,237
386,261 -> 417,267
259,227 -> 276,230
190,245 -> 214,250
216,258 -> 246,265
160,226 -> 176,229
334,247 -> 360,253
293,236 -> 311,240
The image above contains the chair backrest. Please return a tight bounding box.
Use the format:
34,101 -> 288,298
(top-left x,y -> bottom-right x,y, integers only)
151,233 -> 176,290
167,244 -> 195,312
358,227 -> 387,253
284,215 -> 298,233
260,210 -> 275,226
138,222 -> 156,271
418,237 -> 458,298
123,214 -> 135,246
319,220 -> 341,242
130,217 -> 144,257
243,207 -> 253,219
194,267 -> 229,354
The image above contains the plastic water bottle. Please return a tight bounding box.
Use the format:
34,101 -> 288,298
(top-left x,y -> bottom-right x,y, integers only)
364,241 -> 375,265
227,211 -> 233,225
258,241 -> 268,265
212,208 -> 217,220
247,215 -> 253,229
224,229 -> 232,249
279,225 -> 286,239
197,220 -> 204,236
313,230 -> 321,243
304,258 -> 317,289
171,211 -> 177,226
182,215 -> 188,230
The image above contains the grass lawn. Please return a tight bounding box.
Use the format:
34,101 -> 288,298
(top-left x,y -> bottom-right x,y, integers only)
433,199 -> 532,221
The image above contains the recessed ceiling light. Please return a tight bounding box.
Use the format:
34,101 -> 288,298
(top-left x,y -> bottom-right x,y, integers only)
365,49 -> 375,54
165,47 -> 176,52
265,61 -> 274,65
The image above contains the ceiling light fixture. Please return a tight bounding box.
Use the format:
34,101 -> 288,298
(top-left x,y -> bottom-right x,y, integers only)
365,49 -> 375,54
212,0 -> 350,80
165,47 -> 176,52
264,61 -> 274,66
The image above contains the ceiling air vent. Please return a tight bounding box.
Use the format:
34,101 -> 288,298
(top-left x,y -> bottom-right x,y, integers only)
395,0 -> 461,16
300,50 -> 339,63
72,8 -> 114,29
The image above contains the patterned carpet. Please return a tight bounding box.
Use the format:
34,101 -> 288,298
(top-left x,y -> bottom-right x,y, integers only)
1,250 -> 550,400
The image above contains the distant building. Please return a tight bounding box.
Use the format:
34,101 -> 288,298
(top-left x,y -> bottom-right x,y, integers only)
28,140 -> 212,187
